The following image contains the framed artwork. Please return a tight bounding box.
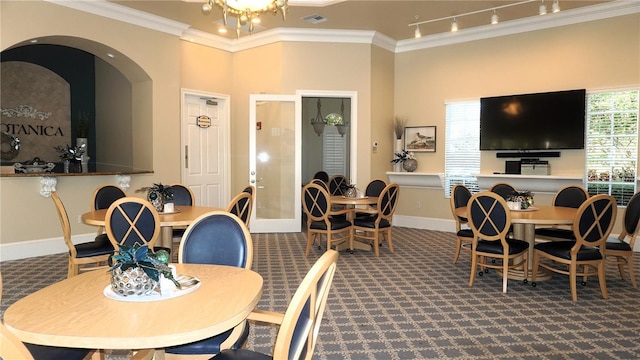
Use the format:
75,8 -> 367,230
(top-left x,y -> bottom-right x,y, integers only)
404,126 -> 436,152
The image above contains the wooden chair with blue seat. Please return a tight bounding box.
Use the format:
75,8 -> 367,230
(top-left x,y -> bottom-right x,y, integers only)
532,194 -> 617,301
104,197 -> 170,255
51,191 -> 114,278
352,183 -> 400,257
91,184 -> 126,239
449,184 -> 474,264
226,191 -> 253,228
467,191 -> 530,293
489,182 -> 517,200
535,185 -> 590,241
212,250 -> 339,360
605,191 -> 640,288
329,175 -> 348,196
354,179 -> 387,218
312,170 -> 329,184
302,183 -> 352,256
168,183 -> 196,248
164,211 -> 253,359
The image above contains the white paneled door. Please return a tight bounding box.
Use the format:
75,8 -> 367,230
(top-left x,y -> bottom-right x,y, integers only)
181,90 -> 230,208
249,94 -> 301,233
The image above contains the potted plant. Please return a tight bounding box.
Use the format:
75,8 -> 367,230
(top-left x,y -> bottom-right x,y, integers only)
53,143 -> 86,173
391,150 -> 417,172
109,243 -> 179,297
136,183 -> 173,212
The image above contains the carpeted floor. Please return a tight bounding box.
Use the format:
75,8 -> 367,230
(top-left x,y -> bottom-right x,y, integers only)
2,227 -> 640,359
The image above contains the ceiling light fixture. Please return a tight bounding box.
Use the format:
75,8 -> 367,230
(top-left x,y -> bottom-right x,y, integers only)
414,26 -> 422,38
552,0 -> 560,13
408,0 -> 558,37
539,0 -> 547,15
201,0 -> 288,38
491,10 -> 499,25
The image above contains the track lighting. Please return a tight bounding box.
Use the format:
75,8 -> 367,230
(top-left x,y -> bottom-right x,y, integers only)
451,18 -> 458,32
414,25 -> 422,38
539,1 -> 547,15
491,10 -> 499,25
552,0 -> 560,13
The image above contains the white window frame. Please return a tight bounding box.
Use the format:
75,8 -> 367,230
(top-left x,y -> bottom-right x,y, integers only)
585,88 -> 639,206
444,100 -> 481,197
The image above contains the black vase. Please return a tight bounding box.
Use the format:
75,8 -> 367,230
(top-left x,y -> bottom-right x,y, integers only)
69,160 -> 82,173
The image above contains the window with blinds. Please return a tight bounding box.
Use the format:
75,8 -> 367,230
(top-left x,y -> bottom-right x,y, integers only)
586,89 -> 639,206
322,126 -> 347,177
444,100 -> 481,197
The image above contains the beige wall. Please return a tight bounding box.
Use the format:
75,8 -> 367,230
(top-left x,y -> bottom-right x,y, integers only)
394,14 -> 640,222
0,0 -> 638,253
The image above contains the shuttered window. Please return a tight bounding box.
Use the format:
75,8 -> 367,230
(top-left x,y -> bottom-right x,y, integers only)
323,126 -> 347,177
586,89 -> 639,206
444,100 -> 481,197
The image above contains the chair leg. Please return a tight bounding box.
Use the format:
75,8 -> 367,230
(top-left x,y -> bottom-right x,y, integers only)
597,261 -> 608,299
531,251 -> 539,283
386,228 -> 394,253
502,258 -> 509,293
469,252 -> 477,287
570,263 -> 578,302
615,256 -> 627,281
628,255 -> 638,289
373,231 -> 380,257
304,230 -> 315,256
68,260 -> 78,279
453,238 -> 462,264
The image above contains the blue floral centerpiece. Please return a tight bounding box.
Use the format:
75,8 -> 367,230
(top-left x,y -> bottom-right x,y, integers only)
136,183 -> 173,212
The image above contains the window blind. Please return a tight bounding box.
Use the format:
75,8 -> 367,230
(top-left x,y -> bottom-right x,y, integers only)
323,126 -> 347,177
444,100 -> 481,197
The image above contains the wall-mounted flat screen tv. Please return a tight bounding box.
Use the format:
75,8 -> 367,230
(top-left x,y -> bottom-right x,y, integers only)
479,89 -> 586,151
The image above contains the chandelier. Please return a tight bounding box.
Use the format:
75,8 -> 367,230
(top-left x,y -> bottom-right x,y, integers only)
202,0 -> 288,38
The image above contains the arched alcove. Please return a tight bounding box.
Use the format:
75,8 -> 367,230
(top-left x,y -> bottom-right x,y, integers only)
0,36 -> 153,174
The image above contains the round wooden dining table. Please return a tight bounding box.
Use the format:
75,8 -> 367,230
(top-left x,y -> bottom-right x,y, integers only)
330,196 -> 378,252
456,205 -> 577,280
82,205 -> 222,249
3,264 -> 263,352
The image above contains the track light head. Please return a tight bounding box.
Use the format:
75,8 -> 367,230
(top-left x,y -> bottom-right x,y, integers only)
451,18 -> 458,32
539,1 -> 547,15
552,0 -> 560,13
491,10 -> 498,25
414,26 -> 422,38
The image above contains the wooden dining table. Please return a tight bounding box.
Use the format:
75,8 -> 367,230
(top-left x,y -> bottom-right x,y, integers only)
3,264 -> 263,357
455,205 -> 577,280
331,195 -> 378,252
82,205 -> 222,249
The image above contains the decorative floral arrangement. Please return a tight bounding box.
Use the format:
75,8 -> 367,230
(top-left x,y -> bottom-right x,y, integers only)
393,116 -> 407,140
391,149 -> 414,164
53,143 -> 85,161
508,191 -> 534,209
110,243 -> 180,289
136,183 -> 173,201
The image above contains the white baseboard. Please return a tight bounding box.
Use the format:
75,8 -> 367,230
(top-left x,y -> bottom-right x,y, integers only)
1,234 -> 96,262
2,219 -> 638,261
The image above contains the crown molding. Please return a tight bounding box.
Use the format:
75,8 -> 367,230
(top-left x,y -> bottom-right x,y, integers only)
46,0 -> 638,54
44,0 -> 191,37
396,0 -> 640,53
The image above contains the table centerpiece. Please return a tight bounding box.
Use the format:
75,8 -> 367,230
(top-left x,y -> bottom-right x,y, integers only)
136,182 -> 173,212
109,243 -> 179,297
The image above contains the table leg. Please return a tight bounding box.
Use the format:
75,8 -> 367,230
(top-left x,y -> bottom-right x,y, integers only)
506,223 -> 551,281
160,226 -> 174,252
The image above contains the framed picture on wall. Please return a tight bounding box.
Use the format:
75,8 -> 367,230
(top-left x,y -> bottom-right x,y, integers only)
404,126 -> 436,152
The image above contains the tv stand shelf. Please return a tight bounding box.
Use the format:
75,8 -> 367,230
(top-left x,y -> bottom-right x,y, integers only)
476,174 -> 583,194
496,151 -> 560,158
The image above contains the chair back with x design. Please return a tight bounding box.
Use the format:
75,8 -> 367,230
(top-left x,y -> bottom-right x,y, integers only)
573,194 -> 617,250
468,191 -> 510,242
105,197 -> 161,250
303,183 -> 330,222
226,191 -> 253,227
377,183 -> 400,221
329,175 -> 348,196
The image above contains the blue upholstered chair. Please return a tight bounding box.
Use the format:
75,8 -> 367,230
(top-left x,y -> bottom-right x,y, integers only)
329,175 -> 348,196
606,191 -> 640,288
168,183 -> 196,246
449,184 -> 474,264
165,211 -> 253,356
91,184 -> 126,240
532,194 -> 617,301
104,197 -> 169,254
212,250 -> 339,360
313,170 -> 329,183
489,182 -> 517,200
352,183 -> 400,257
467,191 -> 529,293
302,183 -> 352,256
535,185 -> 590,241
51,192 -> 113,278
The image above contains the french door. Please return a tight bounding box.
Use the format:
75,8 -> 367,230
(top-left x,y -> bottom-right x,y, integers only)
248,94 -> 301,232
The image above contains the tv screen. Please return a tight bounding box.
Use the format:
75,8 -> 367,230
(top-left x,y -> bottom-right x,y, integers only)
479,89 -> 586,151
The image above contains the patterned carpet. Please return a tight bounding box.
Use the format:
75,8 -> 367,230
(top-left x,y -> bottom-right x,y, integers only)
2,227 -> 640,359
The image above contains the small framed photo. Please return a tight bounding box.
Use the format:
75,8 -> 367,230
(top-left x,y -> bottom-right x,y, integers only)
404,126 -> 436,152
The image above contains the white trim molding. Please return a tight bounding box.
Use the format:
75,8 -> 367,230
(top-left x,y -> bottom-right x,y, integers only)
387,172 -> 444,189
